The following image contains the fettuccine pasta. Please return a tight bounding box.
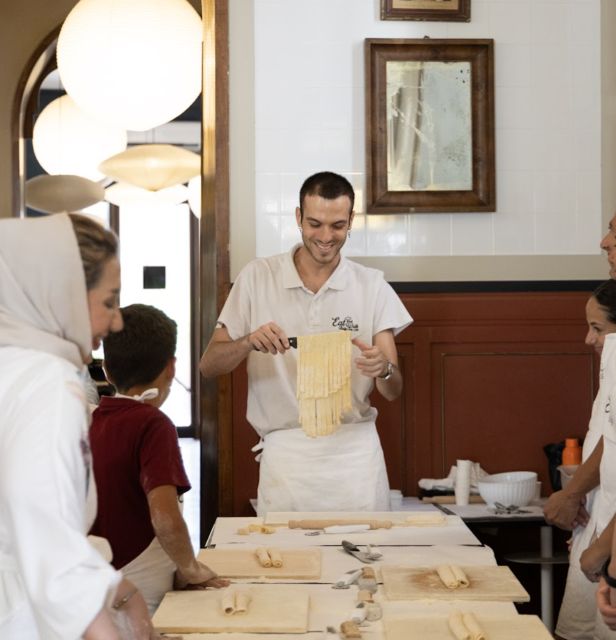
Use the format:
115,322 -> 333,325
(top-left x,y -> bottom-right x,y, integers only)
297,331 -> 352,437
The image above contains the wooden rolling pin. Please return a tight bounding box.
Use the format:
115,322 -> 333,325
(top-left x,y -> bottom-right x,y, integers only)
288,519 -> 392,530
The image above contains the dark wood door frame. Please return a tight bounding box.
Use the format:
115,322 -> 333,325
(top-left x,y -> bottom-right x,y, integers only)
199,0 -> 232,542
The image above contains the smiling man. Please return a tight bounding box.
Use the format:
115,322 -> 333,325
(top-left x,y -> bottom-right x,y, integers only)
200,171 -> 412,515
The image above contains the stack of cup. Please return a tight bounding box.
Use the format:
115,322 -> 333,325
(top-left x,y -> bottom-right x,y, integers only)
455,459 -> 472,506
389,489 -> 403,510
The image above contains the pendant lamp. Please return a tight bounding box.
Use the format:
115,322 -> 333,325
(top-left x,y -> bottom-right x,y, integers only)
105,182 -> 189,207
98,144 -> 200,191
32,95 -> 127,181
25,174 -> 105,213
56,0 -> 202,131
187,175 -> 201,218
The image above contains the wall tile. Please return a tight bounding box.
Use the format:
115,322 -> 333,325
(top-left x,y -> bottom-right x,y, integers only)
366,214 -> 411,256
451,213 -> 494,256
410,214 -> 452,256
488,2 -> 532,44
494,43 -> 532,88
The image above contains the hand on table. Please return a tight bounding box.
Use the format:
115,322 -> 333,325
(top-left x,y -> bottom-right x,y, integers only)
597,578 -> 616,629
352,338 -> 389,378
248,322 -> 290,354
581,541 -> 608,582
543,490 -> 588,530
175,560 -> 230,590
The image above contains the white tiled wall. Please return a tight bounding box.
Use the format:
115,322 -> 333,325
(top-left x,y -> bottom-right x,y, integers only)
253,0 -> 601,258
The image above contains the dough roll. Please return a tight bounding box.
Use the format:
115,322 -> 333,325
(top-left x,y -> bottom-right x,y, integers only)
255,547 -> 272,567
437,564 -> 459,589
234,590 -> 252,614
448,612 -> 471,640
221,589 -> 236,615
267,547 -> 283,567
462,613 -> 486,640
451,565 -> 470,588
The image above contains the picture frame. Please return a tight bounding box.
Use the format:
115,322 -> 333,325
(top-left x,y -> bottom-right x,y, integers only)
381,0 -> 471,22
365,38 -> 495,214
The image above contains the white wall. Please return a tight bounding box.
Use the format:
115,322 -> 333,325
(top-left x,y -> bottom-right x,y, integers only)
230,0 -> 614,281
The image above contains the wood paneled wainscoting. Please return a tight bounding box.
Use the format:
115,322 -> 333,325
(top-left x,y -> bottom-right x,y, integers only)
227,288 -> 598,516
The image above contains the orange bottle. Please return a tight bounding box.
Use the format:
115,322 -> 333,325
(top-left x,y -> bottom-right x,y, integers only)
562,438 -> 582,465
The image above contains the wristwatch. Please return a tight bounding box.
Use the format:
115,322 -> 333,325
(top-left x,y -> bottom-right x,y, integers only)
602,558 -> 616,588
379,361 -> 394,380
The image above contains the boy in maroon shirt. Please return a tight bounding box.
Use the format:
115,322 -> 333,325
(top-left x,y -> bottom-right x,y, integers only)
90,303 -> 227,613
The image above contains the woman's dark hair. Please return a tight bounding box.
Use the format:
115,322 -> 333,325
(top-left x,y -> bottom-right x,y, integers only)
592,280 -> 616,323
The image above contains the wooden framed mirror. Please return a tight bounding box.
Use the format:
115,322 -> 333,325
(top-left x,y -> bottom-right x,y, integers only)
365,38 -> 495,214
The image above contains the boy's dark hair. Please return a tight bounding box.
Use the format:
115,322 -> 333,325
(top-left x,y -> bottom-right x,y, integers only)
299,171 -> 354,219
103,304 -> 177,393
593,280 -> 616,324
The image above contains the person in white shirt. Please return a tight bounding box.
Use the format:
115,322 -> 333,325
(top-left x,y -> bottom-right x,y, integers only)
200,171 -> 412,514
0,213 -> 162,640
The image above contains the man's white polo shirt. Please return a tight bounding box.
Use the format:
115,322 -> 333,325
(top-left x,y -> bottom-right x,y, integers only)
218,244 -> 412,437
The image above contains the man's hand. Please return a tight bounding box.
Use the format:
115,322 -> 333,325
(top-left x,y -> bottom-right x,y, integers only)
581,540 -> 609,582
543,490 -> 588,530
175,560 -> 230,590
248,322 -> 290,354
352,338 -> 389,378
597,578 -> 616,629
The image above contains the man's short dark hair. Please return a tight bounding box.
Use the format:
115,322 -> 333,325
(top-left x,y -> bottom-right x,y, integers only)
299,171 -> 354,219
103,304 -> 177,393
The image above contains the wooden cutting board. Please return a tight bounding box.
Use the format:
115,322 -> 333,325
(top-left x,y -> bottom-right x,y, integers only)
381,565 -> 529,602
152,586 -> 309,633
197,548 -> 321,579
384,615 -> 552,640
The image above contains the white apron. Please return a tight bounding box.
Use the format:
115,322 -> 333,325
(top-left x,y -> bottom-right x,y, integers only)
556,338 -> 616,640
120,537 -> 175,616
256,421 -> 390,516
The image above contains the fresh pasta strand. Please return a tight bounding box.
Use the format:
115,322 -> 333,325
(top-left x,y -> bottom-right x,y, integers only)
297,331 -> 352,438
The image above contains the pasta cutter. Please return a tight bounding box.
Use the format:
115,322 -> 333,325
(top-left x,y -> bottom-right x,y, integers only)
341,540 -> 379,563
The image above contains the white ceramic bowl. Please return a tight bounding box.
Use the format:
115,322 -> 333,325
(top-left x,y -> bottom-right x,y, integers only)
477,471 -> 538,507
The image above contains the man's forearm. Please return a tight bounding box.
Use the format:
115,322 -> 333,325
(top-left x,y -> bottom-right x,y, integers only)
375,365 -> 402,401
151,509 -> 196,573
199,335 -> 252,378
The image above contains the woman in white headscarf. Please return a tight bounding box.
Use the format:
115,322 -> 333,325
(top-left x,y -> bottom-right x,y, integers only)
0,213 -> 157,639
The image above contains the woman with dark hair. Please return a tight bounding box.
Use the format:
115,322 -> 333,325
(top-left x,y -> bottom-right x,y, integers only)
552,280 -> 616,640
0,213 -> 160,639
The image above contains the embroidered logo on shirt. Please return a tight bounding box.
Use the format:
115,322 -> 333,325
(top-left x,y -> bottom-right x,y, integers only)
331,316 -> 358,331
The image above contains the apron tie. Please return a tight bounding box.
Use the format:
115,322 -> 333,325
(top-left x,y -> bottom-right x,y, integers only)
251,438 -> 264,462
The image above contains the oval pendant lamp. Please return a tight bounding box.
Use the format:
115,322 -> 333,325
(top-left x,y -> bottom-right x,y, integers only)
25,174 -> 105,214
33,95 -> 127,182
105,182 -> 189,207
98,144 -> 200,191
57,0 -> 203,131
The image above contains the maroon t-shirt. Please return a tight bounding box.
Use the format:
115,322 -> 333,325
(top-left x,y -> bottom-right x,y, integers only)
89,396 -> 191,569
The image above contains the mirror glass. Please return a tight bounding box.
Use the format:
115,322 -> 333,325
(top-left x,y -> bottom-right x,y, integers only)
386,60 -> 472,192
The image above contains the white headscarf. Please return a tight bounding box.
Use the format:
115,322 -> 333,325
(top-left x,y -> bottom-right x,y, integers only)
0,213 -> 92,367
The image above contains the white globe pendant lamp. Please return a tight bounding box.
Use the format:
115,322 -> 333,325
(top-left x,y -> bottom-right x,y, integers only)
57,0 -> 203,132
32,95 -> 127,181
187,175 -> 201,218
